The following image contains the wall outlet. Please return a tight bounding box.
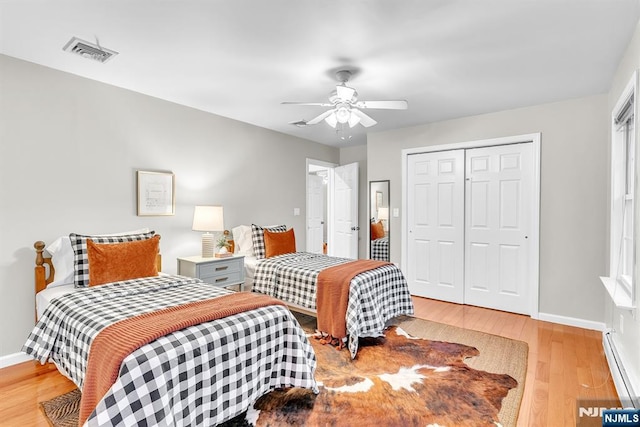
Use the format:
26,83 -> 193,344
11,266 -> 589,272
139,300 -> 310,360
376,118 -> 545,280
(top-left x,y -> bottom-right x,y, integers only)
619,314 -> 624,334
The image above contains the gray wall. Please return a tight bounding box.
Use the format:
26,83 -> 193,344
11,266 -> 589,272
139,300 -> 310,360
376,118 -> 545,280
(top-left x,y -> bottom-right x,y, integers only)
0,54 -> 339,357
606,20 -> 640,394
368,94 -> 609,324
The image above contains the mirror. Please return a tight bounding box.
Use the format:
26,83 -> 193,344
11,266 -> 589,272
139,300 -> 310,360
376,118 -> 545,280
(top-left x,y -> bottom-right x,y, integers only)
369,180 -> 390,261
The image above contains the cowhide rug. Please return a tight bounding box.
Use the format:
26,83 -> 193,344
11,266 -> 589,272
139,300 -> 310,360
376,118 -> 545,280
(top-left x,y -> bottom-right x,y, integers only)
232,325 -> 517,427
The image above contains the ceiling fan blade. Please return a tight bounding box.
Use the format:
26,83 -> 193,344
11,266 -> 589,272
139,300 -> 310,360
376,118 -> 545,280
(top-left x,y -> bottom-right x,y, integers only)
351,109 -> 377,127
354,100 -> 408,110
306,110 -> 335,125
281,101 -> 334,107
336,85 -> 356,102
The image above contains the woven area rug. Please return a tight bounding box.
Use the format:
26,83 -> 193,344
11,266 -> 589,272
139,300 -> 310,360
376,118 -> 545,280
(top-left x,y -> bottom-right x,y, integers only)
41,314 -> 527,427
40,387 -> 80,427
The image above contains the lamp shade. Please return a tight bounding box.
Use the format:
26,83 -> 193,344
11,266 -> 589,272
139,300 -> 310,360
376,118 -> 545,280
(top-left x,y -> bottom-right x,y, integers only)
192,206 -> 224,232
378,207 -> 389,221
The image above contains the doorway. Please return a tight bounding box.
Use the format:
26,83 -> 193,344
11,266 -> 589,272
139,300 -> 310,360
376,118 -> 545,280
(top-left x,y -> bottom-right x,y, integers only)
306,159 -> 360,259
402,134 -> 540,317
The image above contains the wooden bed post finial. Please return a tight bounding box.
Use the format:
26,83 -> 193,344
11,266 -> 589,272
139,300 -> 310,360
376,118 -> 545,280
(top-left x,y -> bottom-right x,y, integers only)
34,240 -> 54,300
35,241 -> 45,267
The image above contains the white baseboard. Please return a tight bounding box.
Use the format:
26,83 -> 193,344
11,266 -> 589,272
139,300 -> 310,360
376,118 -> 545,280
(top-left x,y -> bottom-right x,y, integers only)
538,312 -> 606,331
0,352 -> 32,369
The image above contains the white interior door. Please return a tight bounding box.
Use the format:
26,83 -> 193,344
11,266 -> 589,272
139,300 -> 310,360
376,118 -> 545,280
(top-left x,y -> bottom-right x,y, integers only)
306,174 -> 324,253
464,143 -> 533,314
331,162 -> 359,259
407,150 -> 465,302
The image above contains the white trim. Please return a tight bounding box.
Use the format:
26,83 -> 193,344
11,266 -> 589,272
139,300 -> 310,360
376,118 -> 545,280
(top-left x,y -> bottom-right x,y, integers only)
537,312 -> 606,332
0,351 -> 32,369
600,276 -> 635,310
401,133 -> 541,318
607,71 -> 638,311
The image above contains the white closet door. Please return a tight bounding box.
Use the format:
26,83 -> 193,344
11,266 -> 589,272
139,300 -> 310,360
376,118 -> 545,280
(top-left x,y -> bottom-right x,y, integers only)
464,143 -> 533,314
407,150 -> 465,302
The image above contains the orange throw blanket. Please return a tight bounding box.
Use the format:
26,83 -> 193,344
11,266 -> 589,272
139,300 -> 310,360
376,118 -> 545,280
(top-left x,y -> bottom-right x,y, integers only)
79,292 -> 285,426
316,259 -> 390,346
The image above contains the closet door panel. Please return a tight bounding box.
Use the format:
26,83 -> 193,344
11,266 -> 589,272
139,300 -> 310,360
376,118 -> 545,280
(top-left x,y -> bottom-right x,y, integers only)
464,143 -> 533,314
407,150 -> 465,302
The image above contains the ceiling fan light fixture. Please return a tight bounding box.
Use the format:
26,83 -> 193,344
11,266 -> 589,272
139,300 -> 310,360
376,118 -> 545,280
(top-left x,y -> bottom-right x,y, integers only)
348,113 -> 361,128
335,105 -> 351,124
325,112 -> 338,128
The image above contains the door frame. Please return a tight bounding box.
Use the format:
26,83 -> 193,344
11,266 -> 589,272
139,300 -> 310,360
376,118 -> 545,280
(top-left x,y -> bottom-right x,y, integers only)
401,133 -> 541,318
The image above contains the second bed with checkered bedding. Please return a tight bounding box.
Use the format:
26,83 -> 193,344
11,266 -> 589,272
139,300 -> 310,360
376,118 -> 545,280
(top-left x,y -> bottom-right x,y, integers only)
23,275 -> 317,426
251,252 -> 414,358
371,236 -> 390,261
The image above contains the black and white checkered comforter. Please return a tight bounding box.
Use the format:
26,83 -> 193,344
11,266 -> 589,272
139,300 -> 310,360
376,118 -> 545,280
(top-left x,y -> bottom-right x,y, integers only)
371,236 -> 389,261
251,252 -> 414,358
23,275 -> 317,426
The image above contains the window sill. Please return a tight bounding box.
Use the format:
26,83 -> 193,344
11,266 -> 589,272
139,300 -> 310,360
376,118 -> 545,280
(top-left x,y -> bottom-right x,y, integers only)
600,276 -> 636,310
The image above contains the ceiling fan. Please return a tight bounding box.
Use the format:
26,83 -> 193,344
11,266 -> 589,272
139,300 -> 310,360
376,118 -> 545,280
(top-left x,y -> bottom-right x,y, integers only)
282,70 -> 408,130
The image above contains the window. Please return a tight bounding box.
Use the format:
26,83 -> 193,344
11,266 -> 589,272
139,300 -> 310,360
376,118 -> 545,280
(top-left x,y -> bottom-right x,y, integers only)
619,112 -> 634,292
610,73 -> 636,301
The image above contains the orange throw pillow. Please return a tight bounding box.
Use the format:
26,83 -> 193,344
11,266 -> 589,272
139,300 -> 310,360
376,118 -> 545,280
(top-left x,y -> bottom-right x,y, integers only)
264,228 -> 296,258
87,235 -> 160,286
371,221 -> 385,240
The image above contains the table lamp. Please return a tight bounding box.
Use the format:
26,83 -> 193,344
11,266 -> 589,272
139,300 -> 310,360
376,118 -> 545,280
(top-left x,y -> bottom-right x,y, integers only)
192,205 -> 224,257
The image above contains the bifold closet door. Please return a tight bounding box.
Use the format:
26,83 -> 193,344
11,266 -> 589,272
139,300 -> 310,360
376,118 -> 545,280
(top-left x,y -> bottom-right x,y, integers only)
407,150 -> 465,303
464,143 -> 533,315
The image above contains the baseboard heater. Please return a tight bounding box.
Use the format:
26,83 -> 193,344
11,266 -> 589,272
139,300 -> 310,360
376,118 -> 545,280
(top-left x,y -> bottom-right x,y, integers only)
603,331 -> 639,409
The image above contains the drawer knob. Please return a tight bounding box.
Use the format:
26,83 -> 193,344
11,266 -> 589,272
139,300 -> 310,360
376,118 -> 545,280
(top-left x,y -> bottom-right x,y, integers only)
216,266 -> 229,271
215,277 -> 228,283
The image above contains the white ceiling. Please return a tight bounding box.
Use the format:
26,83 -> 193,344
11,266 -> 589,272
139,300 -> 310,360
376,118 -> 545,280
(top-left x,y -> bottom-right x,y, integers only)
1,1 -> 639,147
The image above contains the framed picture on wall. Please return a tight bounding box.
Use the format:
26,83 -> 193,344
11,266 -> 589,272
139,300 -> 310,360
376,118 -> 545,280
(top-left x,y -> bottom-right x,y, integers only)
376,191 -> 383,210
137,170 -> 175,216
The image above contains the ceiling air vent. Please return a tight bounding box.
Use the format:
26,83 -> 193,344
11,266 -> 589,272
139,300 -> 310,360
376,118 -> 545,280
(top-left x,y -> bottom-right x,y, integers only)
62,37 -> 118,63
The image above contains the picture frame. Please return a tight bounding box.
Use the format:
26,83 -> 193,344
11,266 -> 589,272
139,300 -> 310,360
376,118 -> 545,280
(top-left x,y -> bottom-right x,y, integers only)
376,191 -> 383,210
137,170 -> 175,216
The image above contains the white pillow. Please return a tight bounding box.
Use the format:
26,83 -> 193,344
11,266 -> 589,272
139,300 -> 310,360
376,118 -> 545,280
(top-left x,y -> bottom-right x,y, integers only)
232,225 -> 254,256
44,228 -> 150,289
45,237 -> 75,288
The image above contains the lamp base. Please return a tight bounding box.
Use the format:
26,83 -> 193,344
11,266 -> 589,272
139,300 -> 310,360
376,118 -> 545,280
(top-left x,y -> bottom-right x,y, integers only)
201,233 -> 214,258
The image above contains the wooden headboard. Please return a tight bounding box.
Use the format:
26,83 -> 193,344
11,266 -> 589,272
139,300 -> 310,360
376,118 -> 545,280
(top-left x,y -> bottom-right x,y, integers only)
34,240 -> 163,295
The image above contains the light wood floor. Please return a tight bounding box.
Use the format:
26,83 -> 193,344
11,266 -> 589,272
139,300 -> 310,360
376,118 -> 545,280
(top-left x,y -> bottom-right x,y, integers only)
0,297 -> 618,426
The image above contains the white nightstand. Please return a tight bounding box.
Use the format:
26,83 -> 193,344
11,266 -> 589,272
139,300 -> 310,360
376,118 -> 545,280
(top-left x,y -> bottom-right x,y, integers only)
177,255 -> 245,291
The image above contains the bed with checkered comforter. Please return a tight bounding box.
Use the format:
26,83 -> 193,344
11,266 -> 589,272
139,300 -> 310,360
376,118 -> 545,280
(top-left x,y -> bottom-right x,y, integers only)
251,252 -> 414,358
23,275 -> 318,426
371,236 -> 389,261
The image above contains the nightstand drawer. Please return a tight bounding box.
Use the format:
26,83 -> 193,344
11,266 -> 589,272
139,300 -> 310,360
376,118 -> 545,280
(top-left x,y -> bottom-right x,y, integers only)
199,271 -> 244,287
177,255 -> 245,291
198,258 -> 241,277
